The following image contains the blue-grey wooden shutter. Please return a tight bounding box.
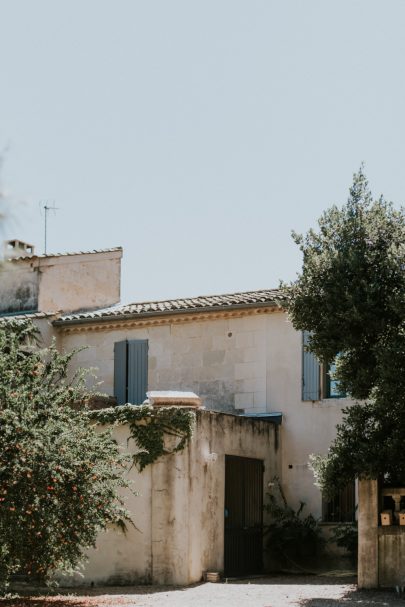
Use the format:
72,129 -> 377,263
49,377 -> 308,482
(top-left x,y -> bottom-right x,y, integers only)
127,339 -> 148,405
302,331 -> 320,401
114,340 -> 128,405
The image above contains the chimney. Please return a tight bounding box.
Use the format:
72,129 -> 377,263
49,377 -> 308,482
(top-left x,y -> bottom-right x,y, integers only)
4,239 -> 35,259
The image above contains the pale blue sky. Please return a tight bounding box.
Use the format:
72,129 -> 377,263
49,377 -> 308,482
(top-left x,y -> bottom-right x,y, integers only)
1,1 -> 405,303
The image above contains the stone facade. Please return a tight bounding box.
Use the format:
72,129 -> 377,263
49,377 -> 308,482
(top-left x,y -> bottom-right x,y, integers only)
1,243 -> 354,556
56,307 -> 350,518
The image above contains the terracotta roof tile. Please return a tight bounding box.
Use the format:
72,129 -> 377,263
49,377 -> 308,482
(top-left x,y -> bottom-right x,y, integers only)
55,288 -> 286,325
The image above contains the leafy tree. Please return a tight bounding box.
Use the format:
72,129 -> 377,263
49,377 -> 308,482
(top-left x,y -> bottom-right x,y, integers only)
0,319 -> 130,589
286,168 -> 405,496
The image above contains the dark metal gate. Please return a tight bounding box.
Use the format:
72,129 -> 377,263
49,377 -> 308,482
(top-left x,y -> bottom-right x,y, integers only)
224,455 -> 264,577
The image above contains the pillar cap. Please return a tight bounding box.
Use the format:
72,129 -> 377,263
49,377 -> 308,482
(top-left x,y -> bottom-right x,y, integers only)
145,390 -> 202,408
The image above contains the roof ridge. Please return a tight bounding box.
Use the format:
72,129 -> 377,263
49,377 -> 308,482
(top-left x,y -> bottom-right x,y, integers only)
118,287 -> 282,309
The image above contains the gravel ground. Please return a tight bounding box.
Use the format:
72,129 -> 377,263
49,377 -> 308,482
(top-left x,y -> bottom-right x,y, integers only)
3,575 -> 405,607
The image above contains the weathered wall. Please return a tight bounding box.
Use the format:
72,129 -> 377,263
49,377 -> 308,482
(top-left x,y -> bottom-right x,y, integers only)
0,249 -> 122,316
378,528 -> 405,587
59,310 -> 349,518
0,263 -> 38,314
358,479 -> 379,589
61,409 -> 279,586
37,250 -> 122,313
61,423 -> 154,586
60,314 -> 269,414
358,479 -> 405,588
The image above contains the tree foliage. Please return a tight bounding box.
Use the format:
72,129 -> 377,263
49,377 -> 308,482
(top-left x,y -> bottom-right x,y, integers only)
0,320 -> 130,589
286,168 -> 405,495
89,404 -> 194,471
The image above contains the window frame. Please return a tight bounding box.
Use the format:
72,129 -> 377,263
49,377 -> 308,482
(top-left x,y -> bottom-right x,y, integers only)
323,361 -> 346,399
302,332 -> 347,401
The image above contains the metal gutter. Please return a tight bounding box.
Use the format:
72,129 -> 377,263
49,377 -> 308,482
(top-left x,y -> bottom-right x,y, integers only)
239,412 -> 283,425
0,309 -> 39,317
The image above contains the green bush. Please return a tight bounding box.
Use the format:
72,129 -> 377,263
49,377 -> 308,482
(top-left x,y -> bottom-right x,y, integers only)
329,521 -> 358,564
0,320 -> 130,590
89,404 -> 194,471
264,478 -> 325,570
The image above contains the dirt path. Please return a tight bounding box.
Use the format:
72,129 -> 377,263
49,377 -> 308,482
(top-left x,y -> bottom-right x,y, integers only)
3,575 -> 405,607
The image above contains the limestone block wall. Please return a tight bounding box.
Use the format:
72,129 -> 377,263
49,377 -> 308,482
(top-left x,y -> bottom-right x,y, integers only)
59,314 -> 270,414
61,409 -> 279,587
59,310 -> 349,518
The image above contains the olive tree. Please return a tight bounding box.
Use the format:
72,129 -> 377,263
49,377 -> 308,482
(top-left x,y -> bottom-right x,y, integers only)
286,168 -> 405,496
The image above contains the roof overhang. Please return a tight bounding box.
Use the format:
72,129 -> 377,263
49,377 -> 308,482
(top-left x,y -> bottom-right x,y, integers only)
53,299 -> 284,329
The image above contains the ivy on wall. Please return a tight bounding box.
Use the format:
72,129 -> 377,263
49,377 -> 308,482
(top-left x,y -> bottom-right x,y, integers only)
89,405 -> 195,470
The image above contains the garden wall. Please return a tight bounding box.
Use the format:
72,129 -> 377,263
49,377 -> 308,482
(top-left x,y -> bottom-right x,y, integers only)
60,408 -> 280,586
358,478 -> 405,589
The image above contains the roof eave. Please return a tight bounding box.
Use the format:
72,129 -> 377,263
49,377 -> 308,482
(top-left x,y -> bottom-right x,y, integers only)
7,246 -> 123,263
53,299 -> 285,328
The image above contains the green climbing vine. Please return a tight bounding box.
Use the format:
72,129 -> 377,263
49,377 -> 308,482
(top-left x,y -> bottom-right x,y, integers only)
89,404 -> 195,470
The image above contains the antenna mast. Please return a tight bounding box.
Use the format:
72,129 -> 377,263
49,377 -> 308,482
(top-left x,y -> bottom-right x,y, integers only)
41,201 -> 59,254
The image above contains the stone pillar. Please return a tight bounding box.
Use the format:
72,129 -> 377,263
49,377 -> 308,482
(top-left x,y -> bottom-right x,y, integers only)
358,478 -> 379,589
149,392 -> 201,585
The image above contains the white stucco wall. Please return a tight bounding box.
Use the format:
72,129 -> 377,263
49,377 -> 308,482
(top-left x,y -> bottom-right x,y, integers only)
62,410 -> 279,586
59,310 -> 351,519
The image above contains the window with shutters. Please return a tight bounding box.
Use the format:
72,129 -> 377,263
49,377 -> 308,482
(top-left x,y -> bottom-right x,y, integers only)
114,339 -> 148,405
323,360 -> 346,399
302,332 -> 346,401
302,331 -> 321,401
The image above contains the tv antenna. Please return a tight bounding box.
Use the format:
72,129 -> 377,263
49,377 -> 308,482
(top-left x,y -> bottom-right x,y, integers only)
39,201 -> 59,254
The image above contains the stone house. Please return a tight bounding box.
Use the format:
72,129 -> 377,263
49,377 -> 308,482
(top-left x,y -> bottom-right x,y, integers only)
0,240 -> 355,583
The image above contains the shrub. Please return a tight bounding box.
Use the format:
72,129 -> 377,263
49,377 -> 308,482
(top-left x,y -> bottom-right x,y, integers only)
329,521 -> 358,564
0,320 -> 130,590
264,478 -> 325,570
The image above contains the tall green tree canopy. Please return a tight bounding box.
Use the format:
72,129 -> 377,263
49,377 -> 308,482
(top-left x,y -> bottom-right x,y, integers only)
286,168 -> 405,495
0,319 -> 130,589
